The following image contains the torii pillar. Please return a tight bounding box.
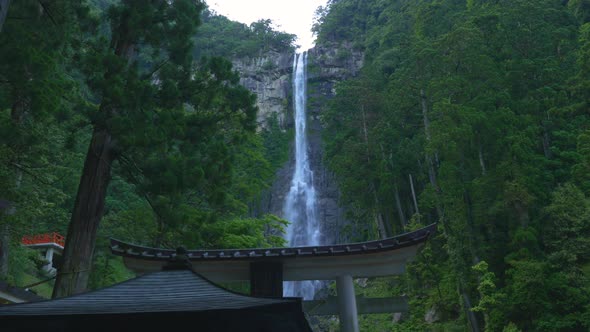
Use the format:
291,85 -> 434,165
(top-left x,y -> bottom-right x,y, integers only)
337,275 -> 359,332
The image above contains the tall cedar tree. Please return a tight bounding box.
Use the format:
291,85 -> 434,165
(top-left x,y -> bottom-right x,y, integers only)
0,0 -> 9,33
0,0 -> 78,278
317,0 -> 590,330
52,0 -> 206,298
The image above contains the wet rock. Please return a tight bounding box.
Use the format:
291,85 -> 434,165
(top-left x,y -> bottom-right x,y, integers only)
392,312 -> 405,323
233,42 -> 364,245
425,305 -> 441,324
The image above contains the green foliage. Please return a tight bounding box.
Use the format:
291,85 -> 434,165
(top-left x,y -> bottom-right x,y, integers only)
3,1 -> 590,331
472,261 -> 506,331
502,323 -> 522,332
88,254 -> 134,291
317,0 -> 590,330
201,214 -> 287,249
6,245 -> 39,285
193,10 -> 296,59
261,113 -> 293,170
543,183 -> 590,265
0,0 -> 295,298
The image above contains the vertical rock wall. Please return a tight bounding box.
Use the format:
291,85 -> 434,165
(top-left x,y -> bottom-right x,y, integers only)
306,42 -> 364,244
232,51 -> 294,129
233,42 -> 363,245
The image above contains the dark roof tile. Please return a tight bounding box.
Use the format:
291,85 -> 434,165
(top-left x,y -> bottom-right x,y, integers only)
0,270 -> 297,317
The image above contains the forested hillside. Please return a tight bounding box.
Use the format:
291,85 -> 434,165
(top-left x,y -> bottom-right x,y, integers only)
0,0 -> 293,297
314,0 -> 590,330
2,0 -> 590,331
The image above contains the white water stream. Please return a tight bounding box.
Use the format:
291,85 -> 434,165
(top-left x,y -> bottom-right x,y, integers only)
282,52 -> 322,300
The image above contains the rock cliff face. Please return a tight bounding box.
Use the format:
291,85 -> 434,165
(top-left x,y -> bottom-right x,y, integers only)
233,42 -> 363,245
232,50 -> 294,129
307,41 -> 364,103
305,42 -> 364,244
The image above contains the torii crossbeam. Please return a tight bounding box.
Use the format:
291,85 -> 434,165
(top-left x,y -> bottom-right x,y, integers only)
110,223 -> 436,332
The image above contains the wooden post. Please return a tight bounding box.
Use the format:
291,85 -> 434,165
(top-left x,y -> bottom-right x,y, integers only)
250,262 -> 283,298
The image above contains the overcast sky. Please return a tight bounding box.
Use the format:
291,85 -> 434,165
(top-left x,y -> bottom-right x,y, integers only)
206,0 -> 329,51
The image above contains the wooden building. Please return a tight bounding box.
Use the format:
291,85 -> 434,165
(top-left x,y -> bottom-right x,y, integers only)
0,260 -> 312,332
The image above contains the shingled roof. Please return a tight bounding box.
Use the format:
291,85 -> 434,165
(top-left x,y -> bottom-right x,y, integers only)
0,280 -> 44,304
0,269 -> 312,332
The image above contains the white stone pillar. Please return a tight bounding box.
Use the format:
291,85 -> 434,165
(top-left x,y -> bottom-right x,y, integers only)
43,247 -> 54,272
336,275 -> 359,332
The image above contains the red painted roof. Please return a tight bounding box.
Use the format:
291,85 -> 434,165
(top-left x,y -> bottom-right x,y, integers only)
21,233 -> 65,247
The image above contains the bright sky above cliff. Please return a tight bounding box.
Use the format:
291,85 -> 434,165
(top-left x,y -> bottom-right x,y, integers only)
207,0 -> 329,51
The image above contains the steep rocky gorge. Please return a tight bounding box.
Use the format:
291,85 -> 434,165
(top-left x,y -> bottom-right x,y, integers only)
233,42 -> 364,244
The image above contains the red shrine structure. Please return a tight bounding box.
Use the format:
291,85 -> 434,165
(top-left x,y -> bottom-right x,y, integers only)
21,232 -> 65,276
0,233 -> 64,305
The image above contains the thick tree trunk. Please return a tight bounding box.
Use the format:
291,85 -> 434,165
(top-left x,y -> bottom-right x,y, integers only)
154,214 -> 165,248
478,145 -> 486,176
542,127 -> 552,159
52,16 -> 133,298
360,105 -> 387,238
0,172 -> 21,277
394,183 -> 406,228
0,223 -> 9,278
408,173 -> 420,216
372,192 -> 389,239
421,89 -> 481,330
464,189 -> 480,263
420,89 -> 438,188
477,135 -> 486,176
374,210 -> 388,239
420,89 -> 443,219
514,201 -> 530,228
0,0 -> 10,33
420,89 -> 432,143
52,128 -> 114,298
461,285 -> 481,332
0,98 -> 27,278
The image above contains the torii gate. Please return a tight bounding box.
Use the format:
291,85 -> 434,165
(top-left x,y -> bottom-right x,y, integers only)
110,223 -> 436,332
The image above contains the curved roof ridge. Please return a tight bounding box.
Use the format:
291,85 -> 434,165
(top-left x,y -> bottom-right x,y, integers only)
110,223 -> 437,261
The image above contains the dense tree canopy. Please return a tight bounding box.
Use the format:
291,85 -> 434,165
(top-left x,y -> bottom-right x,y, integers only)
316,0 -> 590,330
193,9 -> 297,59
0,0 -> 294,299
3,0 -> 590,330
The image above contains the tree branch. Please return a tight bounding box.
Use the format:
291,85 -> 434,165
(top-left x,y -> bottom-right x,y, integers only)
37,1 -> 56,26
141,59 -> 169,81
10,162 -> 52,186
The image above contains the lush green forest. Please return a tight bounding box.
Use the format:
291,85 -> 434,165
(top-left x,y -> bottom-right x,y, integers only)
2,0 -> 590,331
314,0 -> 590,331
0,0 -> 292,297
193,10 -> 297,59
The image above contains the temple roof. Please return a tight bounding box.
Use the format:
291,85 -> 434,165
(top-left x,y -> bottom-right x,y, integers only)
110,224 -> 436,281
0,268 -> 313,332
0,280 -> 44,304
0,269 -> 298,316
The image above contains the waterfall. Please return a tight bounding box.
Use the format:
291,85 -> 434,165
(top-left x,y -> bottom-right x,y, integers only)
282,51 -> 322,300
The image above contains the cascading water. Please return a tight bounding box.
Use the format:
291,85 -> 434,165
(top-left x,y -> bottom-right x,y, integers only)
282,51 -> 322,300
